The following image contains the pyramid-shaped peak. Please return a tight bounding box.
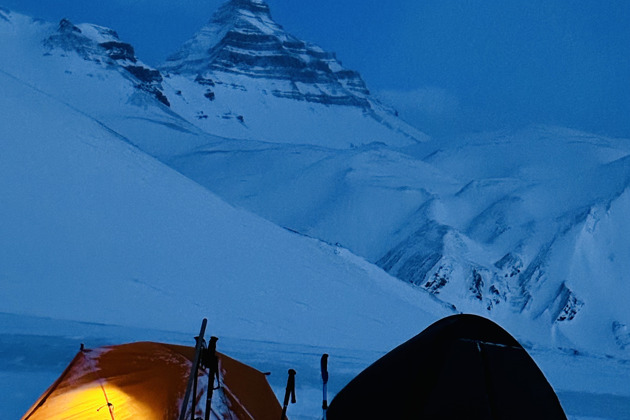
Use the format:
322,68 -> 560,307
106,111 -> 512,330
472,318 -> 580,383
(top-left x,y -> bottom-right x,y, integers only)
221,0 -> 272,16
210,0 -> 281,37
161,0 -> 372,107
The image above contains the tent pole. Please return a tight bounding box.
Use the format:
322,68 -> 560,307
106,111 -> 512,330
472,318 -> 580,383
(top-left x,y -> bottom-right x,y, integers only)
179,318 -> 208,420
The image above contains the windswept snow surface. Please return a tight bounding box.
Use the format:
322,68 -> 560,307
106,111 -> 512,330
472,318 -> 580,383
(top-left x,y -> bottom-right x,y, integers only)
0,67 -> 451,350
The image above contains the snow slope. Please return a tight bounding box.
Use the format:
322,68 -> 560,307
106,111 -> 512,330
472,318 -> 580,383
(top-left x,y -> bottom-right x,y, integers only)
167,139 -> 459,261
166,123 -> 630,356
405,127 -> 630,355
0,64 -> 453,352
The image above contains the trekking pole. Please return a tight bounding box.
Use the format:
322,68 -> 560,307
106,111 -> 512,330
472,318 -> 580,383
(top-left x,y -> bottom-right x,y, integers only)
179,319 -> 207,420
280,369 -> 297,420
191,342 -> 200,420
321,354 -> 329,420
204,337 -> 219,420
192,335 -> 210,420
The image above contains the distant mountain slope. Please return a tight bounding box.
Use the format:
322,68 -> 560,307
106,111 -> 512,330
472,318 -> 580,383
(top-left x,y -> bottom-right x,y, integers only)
405,127 -> 630,353
0,8 -> 217,161
0,63 -> 452,351
167,123 -> 630,356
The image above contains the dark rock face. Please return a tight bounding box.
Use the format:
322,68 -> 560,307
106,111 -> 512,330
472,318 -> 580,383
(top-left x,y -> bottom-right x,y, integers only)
124,65 -> 162,83
195,75 -> 215,86
44,19 -> 170,107
162,0 -> 371,107
59,18 -> 81,33
377,220 -> 450,287
45,19 -> 94,58
135,83 -> 170,106
377,214 -> 585,323
555,287 -> 583,322
101,41 -> 137,62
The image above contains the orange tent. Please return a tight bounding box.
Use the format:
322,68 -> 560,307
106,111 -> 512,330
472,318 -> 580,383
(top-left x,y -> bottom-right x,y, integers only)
21,341 -> 283,420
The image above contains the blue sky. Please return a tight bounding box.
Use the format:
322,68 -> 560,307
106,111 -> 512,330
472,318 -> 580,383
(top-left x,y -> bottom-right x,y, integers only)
3,0 -> 629,138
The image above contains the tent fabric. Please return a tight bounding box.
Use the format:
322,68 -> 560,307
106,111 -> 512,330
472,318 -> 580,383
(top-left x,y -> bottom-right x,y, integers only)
21,341 -> 283,420
327,314 -> 567,420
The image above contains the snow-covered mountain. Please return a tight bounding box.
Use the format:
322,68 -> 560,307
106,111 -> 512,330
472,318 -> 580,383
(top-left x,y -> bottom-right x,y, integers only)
386,128 -> 630,353
45,17 -> 170,106
157,0 -> 426,147
2,0 -> 630,363
166,124 -> 630,355
162,0 -> 370,105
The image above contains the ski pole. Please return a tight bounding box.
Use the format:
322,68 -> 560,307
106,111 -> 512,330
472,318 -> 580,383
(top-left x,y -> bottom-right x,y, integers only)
192,346 -> 200,420
204,336 -> 219,420
321,354 -> 329,420
179,319 -> 207,420
280,369 -> 296,420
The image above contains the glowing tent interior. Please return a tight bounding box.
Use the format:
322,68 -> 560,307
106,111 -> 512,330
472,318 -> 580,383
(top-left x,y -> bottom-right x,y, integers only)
21,341 -> 283,420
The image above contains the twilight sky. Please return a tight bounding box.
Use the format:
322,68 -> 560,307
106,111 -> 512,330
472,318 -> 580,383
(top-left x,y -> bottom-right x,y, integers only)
3,0 -> 629,138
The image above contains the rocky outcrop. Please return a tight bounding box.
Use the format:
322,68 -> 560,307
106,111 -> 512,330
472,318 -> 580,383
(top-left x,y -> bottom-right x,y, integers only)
378,220 -> 450,288
100,41 -> 136,62
376,202 -> 588,324
44,19 -> 170,106
44,19 -> 94,58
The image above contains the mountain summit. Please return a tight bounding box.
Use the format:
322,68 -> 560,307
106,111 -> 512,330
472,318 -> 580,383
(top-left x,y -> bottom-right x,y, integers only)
162,0 -> 370,107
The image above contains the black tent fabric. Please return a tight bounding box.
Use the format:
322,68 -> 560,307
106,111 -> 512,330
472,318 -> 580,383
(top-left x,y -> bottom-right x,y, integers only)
327,314 -> 567,419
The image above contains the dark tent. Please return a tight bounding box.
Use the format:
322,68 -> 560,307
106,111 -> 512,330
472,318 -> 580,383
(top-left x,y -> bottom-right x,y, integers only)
327,314 -> 567,419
